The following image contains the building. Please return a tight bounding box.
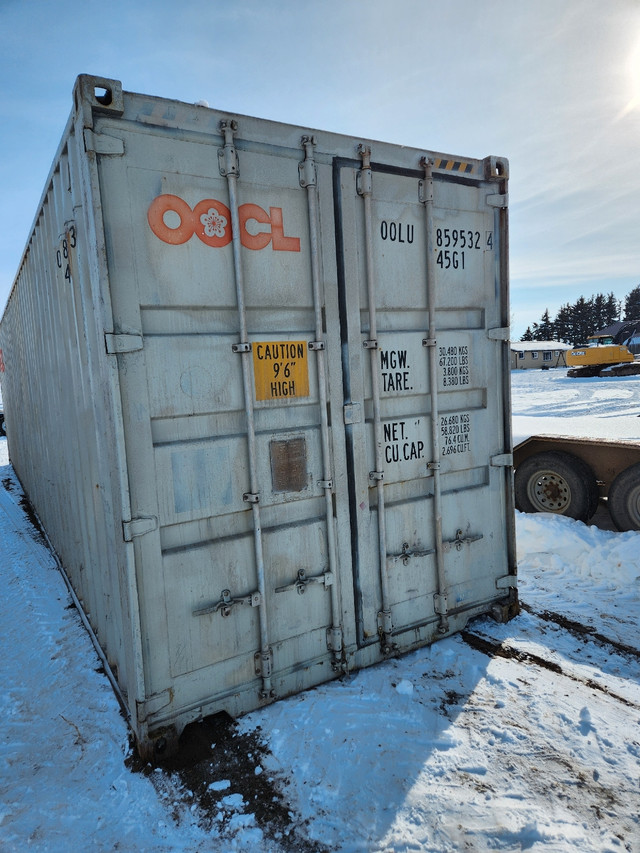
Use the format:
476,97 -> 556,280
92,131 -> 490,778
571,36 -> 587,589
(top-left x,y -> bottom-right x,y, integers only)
510,341 -> 572,370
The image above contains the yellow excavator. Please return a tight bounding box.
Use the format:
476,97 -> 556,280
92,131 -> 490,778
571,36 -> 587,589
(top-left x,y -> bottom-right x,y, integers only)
566,333 -> 640,377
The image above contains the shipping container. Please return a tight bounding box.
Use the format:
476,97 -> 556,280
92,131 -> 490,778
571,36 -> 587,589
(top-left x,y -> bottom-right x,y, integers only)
0,75 -> 517,758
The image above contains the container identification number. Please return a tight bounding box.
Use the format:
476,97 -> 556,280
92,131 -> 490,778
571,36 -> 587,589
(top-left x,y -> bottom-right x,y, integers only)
439,345 -> 470,387
55,225 -> 77,283
435,228 -> 492,271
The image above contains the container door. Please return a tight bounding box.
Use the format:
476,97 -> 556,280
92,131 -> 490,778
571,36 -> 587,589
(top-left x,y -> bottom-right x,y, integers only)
336,152 -> 512,655
97,122 -> 348,720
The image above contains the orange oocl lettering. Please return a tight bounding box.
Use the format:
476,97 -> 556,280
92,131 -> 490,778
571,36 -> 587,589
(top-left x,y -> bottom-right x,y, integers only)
192,199 -> 232,248
147,194 -> 195,245
238,203 -> 272,250
269,206 -> 300,252
148,195 -> 300,251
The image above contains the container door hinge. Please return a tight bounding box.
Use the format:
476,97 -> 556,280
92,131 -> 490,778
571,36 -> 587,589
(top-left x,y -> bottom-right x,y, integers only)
486,192 -> 508,208
275,568 -> 334,595
83,129 -> 125,156
442,529 -> 483,553
123,516 -> 158,541
491,453 -> 513,467
486,327 -> 510,341
105,333 -> 144,354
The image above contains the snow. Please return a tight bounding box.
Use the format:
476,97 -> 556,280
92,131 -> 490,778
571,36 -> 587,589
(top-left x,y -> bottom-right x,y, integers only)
1,369 -> 640,852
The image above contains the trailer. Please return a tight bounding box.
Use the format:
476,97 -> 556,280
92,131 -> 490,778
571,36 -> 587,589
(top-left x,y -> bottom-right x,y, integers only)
0,75 -> 516,758
514,435 -> 640,531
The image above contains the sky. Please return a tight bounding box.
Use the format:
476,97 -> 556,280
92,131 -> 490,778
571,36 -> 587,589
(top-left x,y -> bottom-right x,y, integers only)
1,0 -> 640,339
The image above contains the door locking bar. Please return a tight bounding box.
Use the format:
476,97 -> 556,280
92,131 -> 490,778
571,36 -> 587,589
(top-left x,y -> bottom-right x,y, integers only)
192,588 -> 262,618
388,542 -> 436,566
442,530 -> 483,553
275,568 -> 334,595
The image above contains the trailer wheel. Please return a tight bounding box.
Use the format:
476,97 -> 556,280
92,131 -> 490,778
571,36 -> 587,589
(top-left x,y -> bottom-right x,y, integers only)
514,451 -> 598,522
607,463 -> 640,531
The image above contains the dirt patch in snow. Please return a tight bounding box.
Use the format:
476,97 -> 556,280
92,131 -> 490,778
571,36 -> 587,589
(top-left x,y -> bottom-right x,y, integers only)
127,712 -> 329,852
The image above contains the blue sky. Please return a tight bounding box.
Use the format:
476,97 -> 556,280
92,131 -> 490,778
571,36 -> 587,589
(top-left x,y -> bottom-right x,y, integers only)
1,0 -> 640,337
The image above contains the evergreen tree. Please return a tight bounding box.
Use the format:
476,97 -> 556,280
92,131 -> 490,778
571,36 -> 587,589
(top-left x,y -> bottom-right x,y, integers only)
531,308 -> 553,340
571,296 -> 593,344
624,286 -> 640,320
520,326 -> 534,341
605,292 -> 620,325
554,304 -> 573,344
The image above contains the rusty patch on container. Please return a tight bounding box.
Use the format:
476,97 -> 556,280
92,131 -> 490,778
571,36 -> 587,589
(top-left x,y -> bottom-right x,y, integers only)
270,437 -> 307,492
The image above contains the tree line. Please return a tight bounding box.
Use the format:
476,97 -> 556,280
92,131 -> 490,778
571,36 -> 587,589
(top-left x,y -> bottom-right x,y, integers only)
521,286 -> 640,344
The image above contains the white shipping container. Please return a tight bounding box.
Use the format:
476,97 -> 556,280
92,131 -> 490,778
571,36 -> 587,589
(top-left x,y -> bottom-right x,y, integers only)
0,75 -> 517,758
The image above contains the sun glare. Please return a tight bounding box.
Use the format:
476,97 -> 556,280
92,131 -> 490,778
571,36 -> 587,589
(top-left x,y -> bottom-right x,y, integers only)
621,33 -> 640,117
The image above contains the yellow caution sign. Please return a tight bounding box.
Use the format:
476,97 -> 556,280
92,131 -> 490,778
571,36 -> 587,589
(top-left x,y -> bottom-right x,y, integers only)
253,341 -> 310,401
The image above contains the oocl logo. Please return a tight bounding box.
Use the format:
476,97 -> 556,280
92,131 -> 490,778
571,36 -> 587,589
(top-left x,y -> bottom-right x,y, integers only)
147,194 -> 300,252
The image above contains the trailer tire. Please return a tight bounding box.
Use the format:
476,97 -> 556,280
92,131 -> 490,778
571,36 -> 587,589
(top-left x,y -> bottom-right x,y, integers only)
607,463 -> 640,531
514,451 -> 598,522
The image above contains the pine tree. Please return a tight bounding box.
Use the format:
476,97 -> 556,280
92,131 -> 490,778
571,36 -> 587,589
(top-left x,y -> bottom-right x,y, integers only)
605,292 -> 620,325
554,304 -> 573,344
520,326 -> 534,341
531,308 -> 553,340
624,286 -> 640,320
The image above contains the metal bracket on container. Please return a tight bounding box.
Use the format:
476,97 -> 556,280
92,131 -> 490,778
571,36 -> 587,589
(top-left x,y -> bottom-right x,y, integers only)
105,333 -> 144,354
388,541 -> 436,566
486,193 -> 508,208
369,470 -> 384,483
122,516 -> 158,541
491,453 -> 513,467
422,337 -> 437,348
442,529 -> 483,553
308,340 -> 325,351
486,327 -> 510,341
433,592 -> 448,615
343,403 -> 362,425
255,648 -> 273,680
275,568 -> 334,595
193,588 -> 262,618
218,121 -> 239,176
232,342 -> 252,353
377,609 -> 396,654
83,129 -> 125,156
318,479 -> 333,490
363,339 -> 378,350
326,626 -> 343,653
243,492 -> 260,504
298,136 -> 318,187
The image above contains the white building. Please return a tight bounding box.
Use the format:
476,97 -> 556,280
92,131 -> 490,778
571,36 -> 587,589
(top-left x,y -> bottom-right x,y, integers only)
510,341 -> 572,370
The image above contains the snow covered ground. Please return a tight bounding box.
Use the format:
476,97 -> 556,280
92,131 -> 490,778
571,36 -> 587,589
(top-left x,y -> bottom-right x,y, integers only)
1,369 -> 639,852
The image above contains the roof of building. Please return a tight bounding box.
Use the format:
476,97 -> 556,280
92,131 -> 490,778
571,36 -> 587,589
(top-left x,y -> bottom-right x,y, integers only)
510,341 -> 572,352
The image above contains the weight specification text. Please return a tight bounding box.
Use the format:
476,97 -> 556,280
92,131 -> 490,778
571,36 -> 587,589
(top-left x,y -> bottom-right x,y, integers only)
440,412 -> 471,456
439,345 -> 470,388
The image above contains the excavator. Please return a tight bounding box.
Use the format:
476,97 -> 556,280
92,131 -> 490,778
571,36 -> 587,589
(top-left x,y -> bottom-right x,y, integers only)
566,325 -> 640,377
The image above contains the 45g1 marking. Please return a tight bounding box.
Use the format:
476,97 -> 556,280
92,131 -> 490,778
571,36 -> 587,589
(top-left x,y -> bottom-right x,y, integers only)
55,224 -> 77,282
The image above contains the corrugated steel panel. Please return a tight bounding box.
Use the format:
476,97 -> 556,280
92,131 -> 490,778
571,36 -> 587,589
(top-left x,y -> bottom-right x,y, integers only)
0,75 -> 517,757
